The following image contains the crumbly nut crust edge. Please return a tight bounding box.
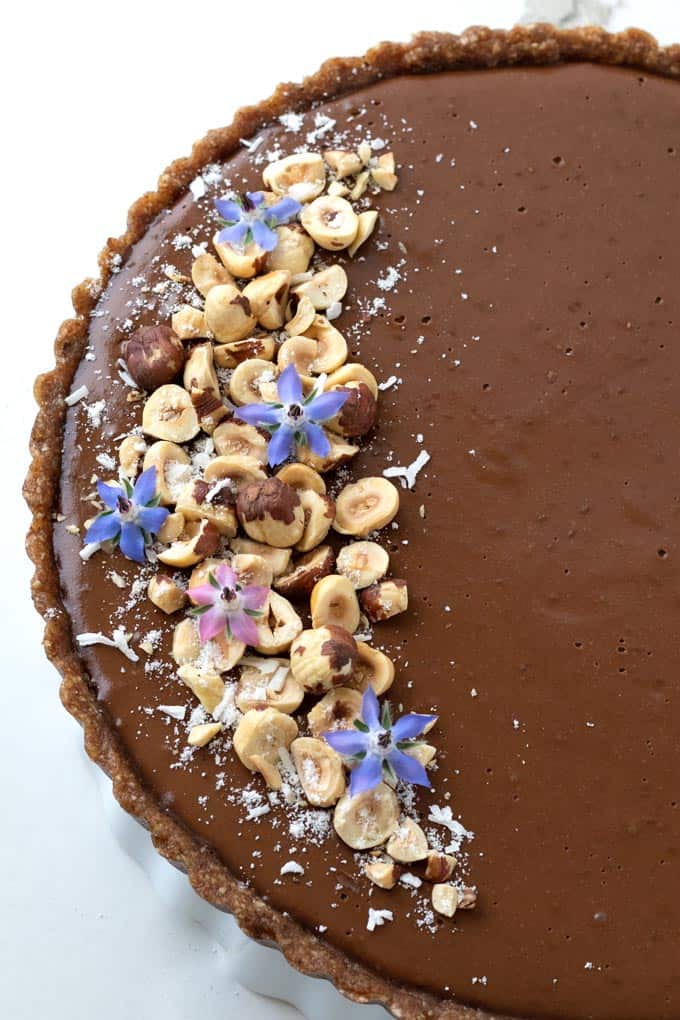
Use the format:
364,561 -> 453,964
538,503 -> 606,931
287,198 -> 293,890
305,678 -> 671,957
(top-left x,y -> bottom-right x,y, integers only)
23,25 -> 680,1020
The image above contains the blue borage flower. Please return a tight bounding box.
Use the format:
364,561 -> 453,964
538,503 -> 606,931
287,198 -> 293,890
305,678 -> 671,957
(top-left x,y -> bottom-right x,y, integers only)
235,364 -> 349,467
214,191 -> 301,252
323,687 -> 438,798
84,466 -> 169,564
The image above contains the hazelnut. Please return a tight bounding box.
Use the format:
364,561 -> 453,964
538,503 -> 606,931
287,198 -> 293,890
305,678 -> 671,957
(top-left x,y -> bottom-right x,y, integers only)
302,316 -> 348,372
118,435 -> 147,480
263,152 -> 326,202
298,431 -> 358,474
213,335 -> 276,369
284,293 -> 316,336
334,478 -> 400,537
236,477 -> 305,548
142,441 -> 192,505
157,518 -> 220,568
213,233 -> 267,279
424,852 -> 458,884
351,641 -> 395,697
147,574 -> 187,614
289,625 -> 358,694
336,541 -> 389,589
157,510 -> 185,544
175,479 -> 238,538
310,574 -> 360,633
307,686 -> 363,738
324,150 -> 363,180
173,619 -> 245,673
325,363 -> 379,400
229,537 -> 291,578
266,223 -> 315,275
386,818 -> 428,863
123,325 -> 184,391
188,722 -> 223,747
243,270 -> 291,330
370,151 -> 398,191
142,385 -> 200,444
326,382 -> 377,438
300,196 -> 359,250
458,887 -> 478,910
333,784 -> 399,850
296,490 -> 336,553
348,210 -> 379,258
229,358 -> 279,405
237,658 -> 304,715
291,737 -> 345,807
233,707 -> 298,789
365,859 -> 400,890
292,265 -> 348,311
183,342 -> 219,399
275,463 -> 326,495
274,545 -> 335,599
360,579 -> 408,622
191,252 -> 234,296
204,283 -> 256,342
431,884 -> 459,919
171,305 -> 209,340
253,591 -> 302,655
177,664 -> 225,713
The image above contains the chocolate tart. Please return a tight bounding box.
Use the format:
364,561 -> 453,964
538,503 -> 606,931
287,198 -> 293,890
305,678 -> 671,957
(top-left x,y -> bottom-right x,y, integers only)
25,25 -> 680,1020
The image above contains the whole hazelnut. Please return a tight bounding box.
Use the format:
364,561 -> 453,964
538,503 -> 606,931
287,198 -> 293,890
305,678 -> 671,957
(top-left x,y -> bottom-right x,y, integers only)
123,325 -> 185,391
236,476 -> 305,548
328,383 -> 377,438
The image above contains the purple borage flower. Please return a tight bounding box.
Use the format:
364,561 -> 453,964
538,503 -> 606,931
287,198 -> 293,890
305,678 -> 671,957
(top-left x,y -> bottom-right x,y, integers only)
323,687 -> 438,798
187,562 -> 269,646
214,191 -> 301,253
235,364 -> 349,468
84,466 -> 169,564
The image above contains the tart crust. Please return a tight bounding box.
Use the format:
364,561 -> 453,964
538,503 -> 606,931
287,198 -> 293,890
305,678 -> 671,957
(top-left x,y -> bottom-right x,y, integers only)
24,25 -> 680,1020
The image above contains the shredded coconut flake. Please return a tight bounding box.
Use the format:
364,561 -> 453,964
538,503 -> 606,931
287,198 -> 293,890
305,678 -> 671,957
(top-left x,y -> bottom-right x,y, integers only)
76,628 -> 139,662
65,385 -> 89,406
383,450 -> 431,490
367,908 -> 394,932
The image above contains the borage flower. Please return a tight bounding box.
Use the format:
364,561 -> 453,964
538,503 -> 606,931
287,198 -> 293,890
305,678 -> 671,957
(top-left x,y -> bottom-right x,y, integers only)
84,466 -> 168,564
215,191 -> 301,252
323,687 -> 437,798
235,364 -> 348,467
187,562 -> 269,645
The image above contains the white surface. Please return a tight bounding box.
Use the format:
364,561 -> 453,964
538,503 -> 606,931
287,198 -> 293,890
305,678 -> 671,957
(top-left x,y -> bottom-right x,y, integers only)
3,1 -> 680,1018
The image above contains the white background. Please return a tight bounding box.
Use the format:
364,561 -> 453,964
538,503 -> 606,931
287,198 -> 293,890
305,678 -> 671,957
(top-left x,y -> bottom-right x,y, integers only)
3,2 -> 680,1018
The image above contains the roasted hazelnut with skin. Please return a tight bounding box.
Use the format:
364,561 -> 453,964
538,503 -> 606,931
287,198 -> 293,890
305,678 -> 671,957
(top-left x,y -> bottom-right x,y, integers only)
289,625 -> 358,694
360,579 -> 408,622
236,477 -> 305,548
123,325 -> 185,391
326,382 -> 377,438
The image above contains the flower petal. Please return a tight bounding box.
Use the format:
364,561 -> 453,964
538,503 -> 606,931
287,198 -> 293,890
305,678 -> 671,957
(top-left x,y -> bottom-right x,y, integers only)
251,218 -> 279,252
119,522 -> 146,563
302,422 -> 330,458
214,562 -> 238,591
132,466 -> 157,506
323,729 -> 368,756
187,583 -> 218,607
349,755 -> 383,797
217,221 -> 249,247
198,606 -> 227,643
277,364 -> 303,405
239,585 -> 270,611
97,479 -> 123,510
360,687 -> 381,731
266,196 -> 302,224
85,512 -> 121,545
229,610 -> 259,646
392,713 -> 438,742
267,426 -> 295,467
136,505 -> 169,536
305,390 -> 349,422
245,191 -> 265,208
235,403 -> 282,427
214,197 -> 243,222
387,749 -> 431,788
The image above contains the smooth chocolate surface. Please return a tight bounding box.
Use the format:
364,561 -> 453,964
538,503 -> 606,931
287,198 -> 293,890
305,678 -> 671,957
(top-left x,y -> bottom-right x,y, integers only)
56,64 -> 680,1018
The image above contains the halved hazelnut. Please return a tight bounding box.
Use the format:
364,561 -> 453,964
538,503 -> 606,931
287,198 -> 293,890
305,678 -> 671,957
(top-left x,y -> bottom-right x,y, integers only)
266,224 -> 315,275
291,737 -> 345,807
371,151 -> 398,191
284,293 -> 316,336
147,574 -> 186,614
263,152 -> 325,202
204,283 -> 256,342
229,538 -> 291,577
326,382 -> 376,438
298,431 -> 358,473
231,552 -> 274,589
310,574 -> 360,632
203,454 -> 267,491
348,210 -> 379,258
302,316 -> 348,372
174,618 -> 245,673
404,743 -> 437,767
157,518 -> 220,567
123,325 -> 185,391
274,545 -> 335,599
424,852 -> 458,884
361,579 -> 409,622
156,510 -> 185,544
213,234 -> 267,279
352,641 -> 395,696
365,859 -> 400,890
348,170 -> 370,201
237,657 -> 303,715
243,270 -> 291,330
191,252 -> 234,296
386,818 -> 429,863
337,541 -> 389,589
325,363 -> 379,400
296,490 -> 336,553
183,342 -> 219,399
175,479 -> 238,537
236,477 -> 305,548
213,335 -> 276,369
233,707 -> 298,789
142,441 -> 192,505
277,336 -> 318,378
142,384 -> 200,443
172,305 -> 209,341
458,887 -> 478,910
189,385 -> 228,434
188,722 -> 223,747
431,884 -> 459,919
213,421 -> 268,464
324,150 -> 363,179
177,664 -> 226,713
334,478 -> 400,537
275,463 -> 326,495
300,196 -> 359,250
229,358 -> 279,405
333,784 -> 400,850
290,626 -> 358,694
118,435 -> 147,480
253,591 -> 303,655
292,265 -> 347,311
307,686 -> 363,737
